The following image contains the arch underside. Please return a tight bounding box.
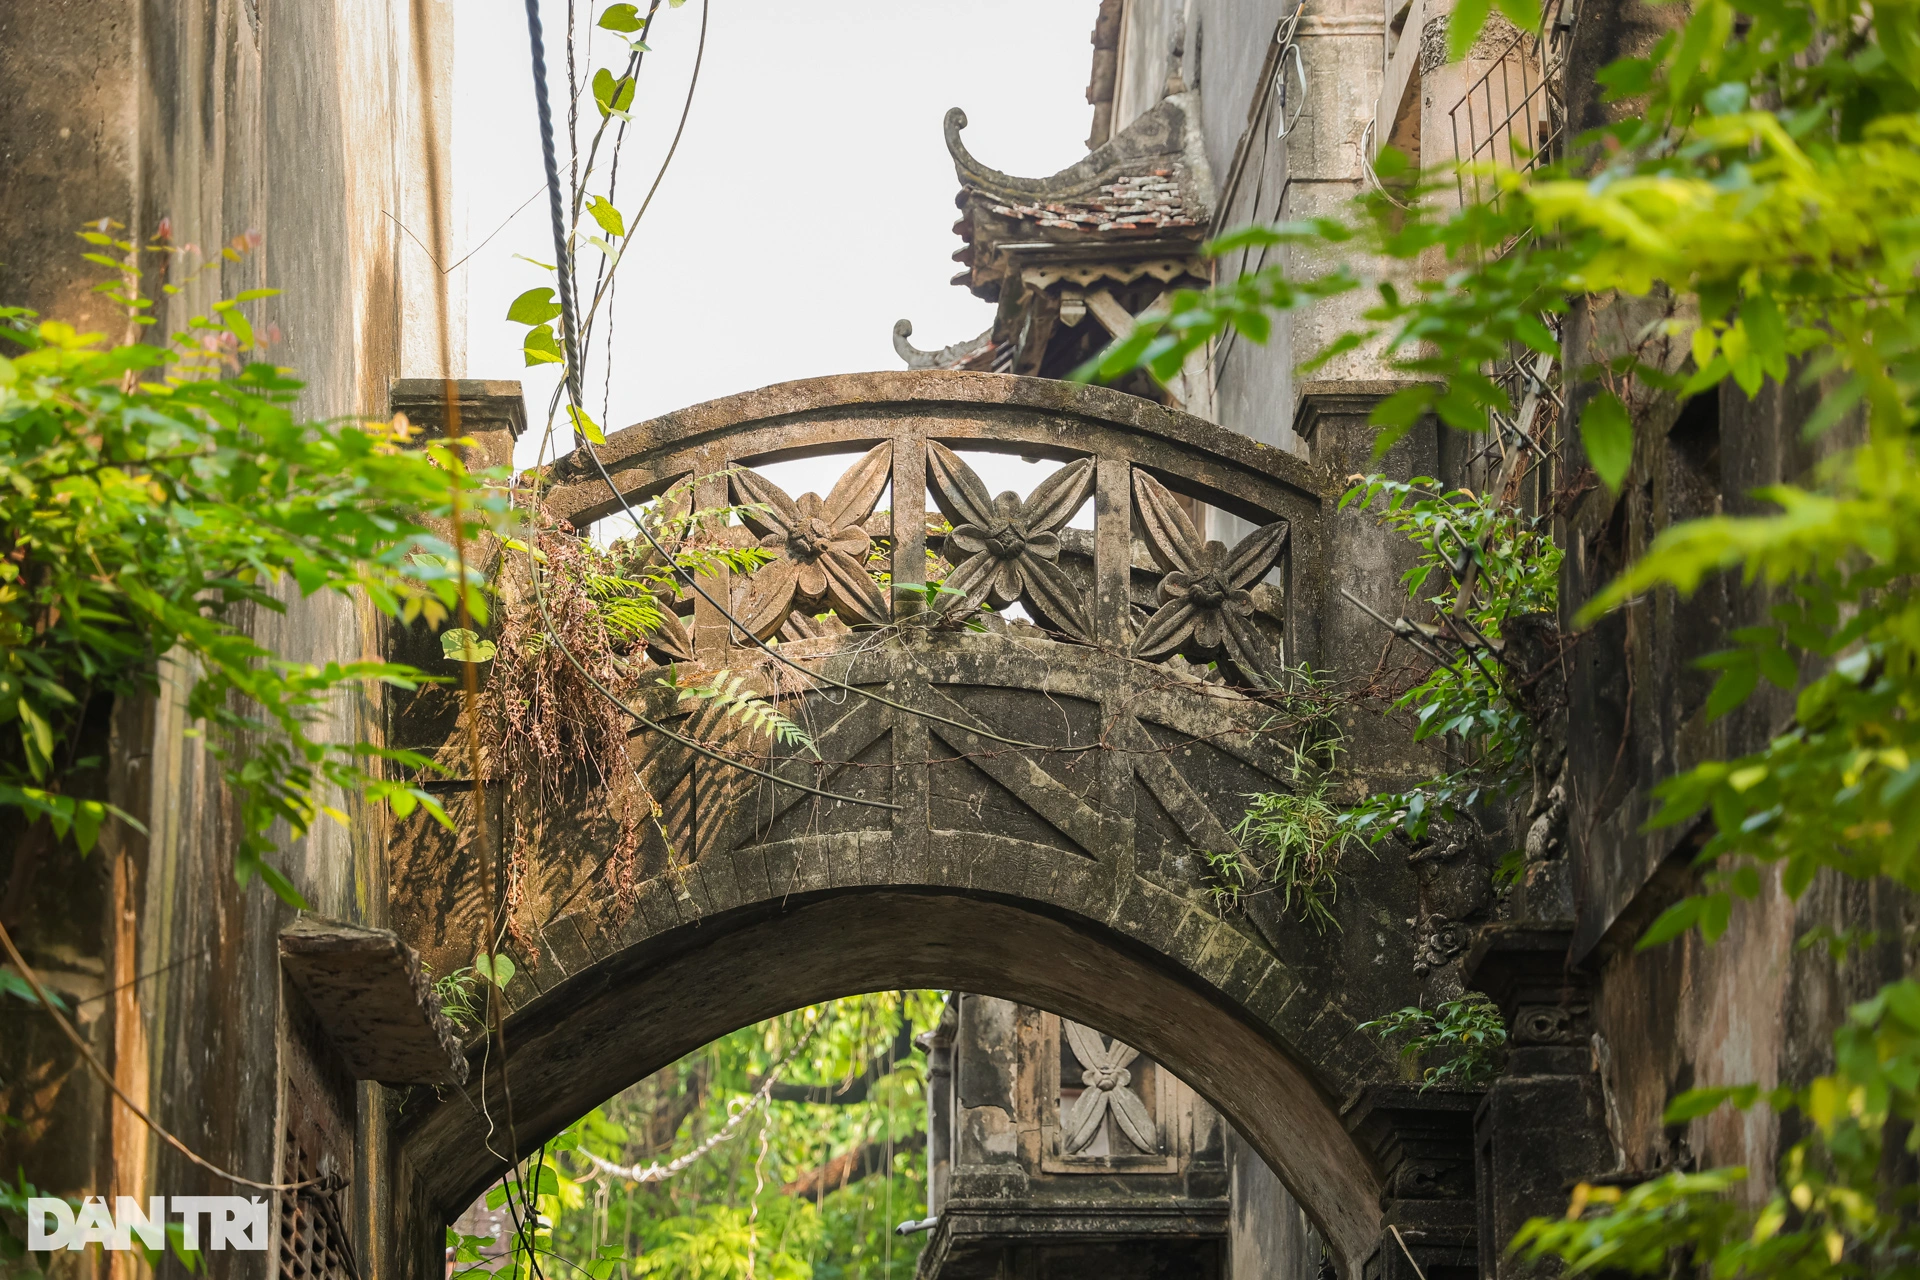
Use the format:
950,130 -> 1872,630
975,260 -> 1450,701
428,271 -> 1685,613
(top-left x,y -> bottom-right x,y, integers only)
387,373 -> 1423,1280
396,888 -> 1384,1269
391,637 -> 1416,1276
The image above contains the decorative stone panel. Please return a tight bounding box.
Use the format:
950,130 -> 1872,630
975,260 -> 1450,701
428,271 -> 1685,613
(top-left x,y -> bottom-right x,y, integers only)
1037,1012 -> 1182,1174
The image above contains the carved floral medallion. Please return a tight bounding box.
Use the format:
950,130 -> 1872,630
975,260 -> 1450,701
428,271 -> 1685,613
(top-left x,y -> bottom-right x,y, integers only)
729,443 -> 894,640
926,441 -> 1096,641
1132,469 -> 1289,685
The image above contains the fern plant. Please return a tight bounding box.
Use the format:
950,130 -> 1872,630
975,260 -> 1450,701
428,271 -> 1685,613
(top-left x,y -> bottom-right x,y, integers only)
663,667 -> 815,755
428,963 -> 484,1032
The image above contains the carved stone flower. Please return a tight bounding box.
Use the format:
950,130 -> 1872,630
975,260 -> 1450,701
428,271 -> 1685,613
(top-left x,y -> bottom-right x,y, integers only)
1132,469 -> 1288,684
1061,1021 -> 1157,1155
927,441 -> 1095,642
730,443 -> 893,640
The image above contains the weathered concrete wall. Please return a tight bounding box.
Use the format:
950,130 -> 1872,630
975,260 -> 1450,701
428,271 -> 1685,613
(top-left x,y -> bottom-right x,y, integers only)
1105,0 -> 1396,459
0,0 -> 143,338
1556,293 -> 1918,1199
1226,1129 -> 1329,1280
0,1 -> 457,1276
918,994 -> 1231,1278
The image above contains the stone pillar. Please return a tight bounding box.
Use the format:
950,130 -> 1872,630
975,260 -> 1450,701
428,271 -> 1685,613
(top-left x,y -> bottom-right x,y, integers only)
1345,1085 -> 1481,1280
1464,925 -> 1615,1278
389,378 -> 527,473
1295,385 -> 1447,798
382,379 -> 525,793
920,996 -> 957,1216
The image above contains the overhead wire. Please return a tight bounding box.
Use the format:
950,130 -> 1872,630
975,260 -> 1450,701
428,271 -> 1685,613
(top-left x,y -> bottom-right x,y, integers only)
512,0 -> 1095,759
516,0 -> 896,811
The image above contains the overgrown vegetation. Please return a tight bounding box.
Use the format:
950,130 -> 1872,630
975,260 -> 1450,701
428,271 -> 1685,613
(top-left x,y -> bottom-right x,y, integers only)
1226,748 -> 1357,932
453,993 -> 938,1280
430,963 -> 484,1033
1359,993 -> 1509,1090
1335,475 -> 1562,846
0,226 -> 509,905
468,486 -> 781,942
1088,0 -> 1920,1265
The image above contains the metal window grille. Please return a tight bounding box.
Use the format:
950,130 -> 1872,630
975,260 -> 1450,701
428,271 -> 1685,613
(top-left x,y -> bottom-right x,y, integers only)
1448,0 -> 1580,206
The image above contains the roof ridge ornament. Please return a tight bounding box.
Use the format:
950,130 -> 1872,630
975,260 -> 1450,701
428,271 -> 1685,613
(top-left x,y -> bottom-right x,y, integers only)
891,319 -> 994,371
939,95 -> 1216,385
943,96 -> 1205,209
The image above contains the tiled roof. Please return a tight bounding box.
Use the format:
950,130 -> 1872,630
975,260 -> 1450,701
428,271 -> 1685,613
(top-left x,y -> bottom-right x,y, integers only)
988,171 -> 1203,233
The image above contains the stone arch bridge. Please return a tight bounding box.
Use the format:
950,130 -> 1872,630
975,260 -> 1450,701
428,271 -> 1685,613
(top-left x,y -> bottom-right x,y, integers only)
382,372 -> 1474,1280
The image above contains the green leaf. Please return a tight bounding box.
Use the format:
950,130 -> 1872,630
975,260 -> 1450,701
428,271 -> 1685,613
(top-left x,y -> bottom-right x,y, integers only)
592,68 -> 635,118
1493,0 -> 1536,35
523,324 -> 564,367
441,629 -> 497,664
1756,643 -> 1797,690
1638,895 -> 1704,949
1700,891 -> 1733,943
598,2 -> 643,31
1703,81 -> 1749,114
1741,294 -> 1787,383
473,951 -> 517,990
1663,1084 -> 1757,1123
586,195 -> 626,240
1449,0 -> 1493,60
506,287 -> 562,326
1705,661 -> 1758,720
17,701 -> 52,768
1579,392 -> 1634,492
0,968 -> 66,1010
251,858 -> 310,910
567,404 -> 607,445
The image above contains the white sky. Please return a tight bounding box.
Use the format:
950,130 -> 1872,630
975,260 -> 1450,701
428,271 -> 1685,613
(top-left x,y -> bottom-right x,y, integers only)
451,0 -> 1098,473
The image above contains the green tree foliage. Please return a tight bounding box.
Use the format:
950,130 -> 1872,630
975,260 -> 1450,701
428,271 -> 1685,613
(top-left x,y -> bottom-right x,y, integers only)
461,994 -> 941,1280
1359,993 -> 1509,1090
1336,476 -> 1562,843
1085,0 -> 1920,1266
0,235 -> 510,904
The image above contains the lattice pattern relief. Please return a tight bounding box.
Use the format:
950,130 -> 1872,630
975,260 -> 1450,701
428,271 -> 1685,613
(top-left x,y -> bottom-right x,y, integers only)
278,1128 -> 358,1280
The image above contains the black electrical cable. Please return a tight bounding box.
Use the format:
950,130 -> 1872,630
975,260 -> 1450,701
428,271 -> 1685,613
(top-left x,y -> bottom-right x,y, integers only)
522,0 -> 1087,761
521,0 -> 894,812
525,0 -> 585,406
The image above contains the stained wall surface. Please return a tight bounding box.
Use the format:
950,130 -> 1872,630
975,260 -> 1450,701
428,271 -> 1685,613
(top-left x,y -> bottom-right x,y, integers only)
1085,0 -> 1916,1265
0,3 -> 457,1277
